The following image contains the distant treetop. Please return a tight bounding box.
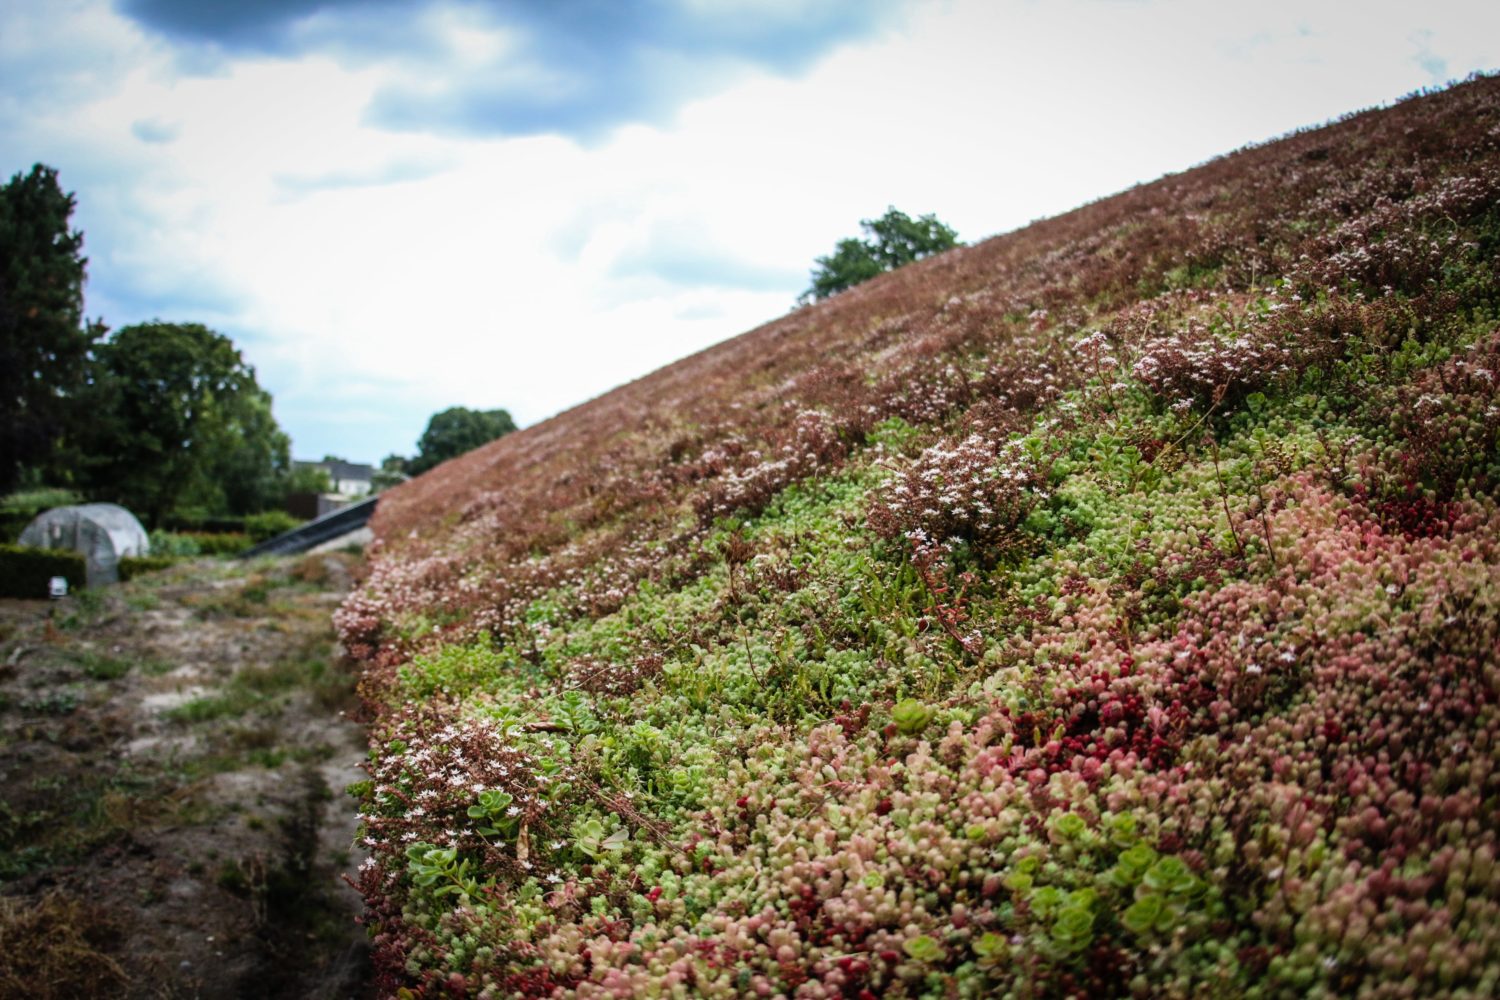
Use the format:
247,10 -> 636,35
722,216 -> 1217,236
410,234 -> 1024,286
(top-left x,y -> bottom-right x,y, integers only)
408,406 -> 517,476
800,207 -> 960,304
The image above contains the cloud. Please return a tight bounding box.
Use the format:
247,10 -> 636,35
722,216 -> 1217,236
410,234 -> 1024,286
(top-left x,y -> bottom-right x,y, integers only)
610,217 -> 805,292
0,0 -> 142,109
130,117 -> 181,143
116,1 -> 903,141
367,1 -> 903,141
273,155 -> 453,197
89,257 -> 251,332
117,0 -> 373,50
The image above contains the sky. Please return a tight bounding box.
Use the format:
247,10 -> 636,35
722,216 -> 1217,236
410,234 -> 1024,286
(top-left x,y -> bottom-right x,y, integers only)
3,1 -> 1497,463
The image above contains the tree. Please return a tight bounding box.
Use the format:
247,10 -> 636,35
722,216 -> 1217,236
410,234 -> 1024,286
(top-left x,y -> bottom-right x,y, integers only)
799,207 -> 960,304
371,453 -> 409,492
802,238 -> 883,303
82,322 -> 290,525
0,164 -> 104,493
408,407 -> 517,475
284,463 -> 334,496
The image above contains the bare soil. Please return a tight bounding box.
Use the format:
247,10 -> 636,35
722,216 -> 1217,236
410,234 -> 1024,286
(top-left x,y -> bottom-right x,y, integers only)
0,553 -> 373,999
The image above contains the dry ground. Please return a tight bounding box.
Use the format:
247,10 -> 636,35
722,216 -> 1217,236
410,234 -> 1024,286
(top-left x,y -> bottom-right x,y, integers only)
0,552 -> 372,999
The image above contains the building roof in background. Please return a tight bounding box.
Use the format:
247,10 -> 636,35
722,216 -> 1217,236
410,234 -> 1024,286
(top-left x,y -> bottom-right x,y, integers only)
293,459 -> 374,482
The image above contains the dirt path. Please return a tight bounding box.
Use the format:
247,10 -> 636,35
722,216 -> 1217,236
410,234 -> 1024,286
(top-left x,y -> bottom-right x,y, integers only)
0,553 -> 372,999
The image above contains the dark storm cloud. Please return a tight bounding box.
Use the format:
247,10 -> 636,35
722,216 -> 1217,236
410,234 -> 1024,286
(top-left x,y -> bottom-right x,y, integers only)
116,1 -> 901,140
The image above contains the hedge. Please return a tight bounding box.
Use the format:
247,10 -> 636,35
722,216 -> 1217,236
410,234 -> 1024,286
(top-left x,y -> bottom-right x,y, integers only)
150,531 -> 251,558
118,555 -> 178,581
245,510 -> 303,543
187,532 -> 252,556
0,544 -> 87,599
160,513 -> 247,534
0,513 -> 31,543
0,488 -> 82,542
153,511 -> 304,542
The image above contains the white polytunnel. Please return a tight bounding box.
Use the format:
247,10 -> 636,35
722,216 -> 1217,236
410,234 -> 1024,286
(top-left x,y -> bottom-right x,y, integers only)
18,503 -> 150,587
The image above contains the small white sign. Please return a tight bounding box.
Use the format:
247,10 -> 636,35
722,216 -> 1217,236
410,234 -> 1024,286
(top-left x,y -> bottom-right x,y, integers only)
48,576 -> 69,599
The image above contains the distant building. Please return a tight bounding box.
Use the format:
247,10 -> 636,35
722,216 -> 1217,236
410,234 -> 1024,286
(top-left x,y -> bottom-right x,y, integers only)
288,459 -> 376,520
292,459 -> 375,497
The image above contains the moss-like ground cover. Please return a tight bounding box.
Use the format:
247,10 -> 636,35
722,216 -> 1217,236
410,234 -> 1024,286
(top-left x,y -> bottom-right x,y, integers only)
342,77 -> 1500,997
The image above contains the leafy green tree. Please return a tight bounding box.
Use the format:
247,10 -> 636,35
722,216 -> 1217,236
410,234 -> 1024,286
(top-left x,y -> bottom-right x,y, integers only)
0,164 -> 104,493
408,407 -> 517,475
799,207 -> 960,304
284,463 -> 334,496
802,238 -> 883,303
82,322 -> 290,525
372,453 -> 409,492
862,208 -> 961,270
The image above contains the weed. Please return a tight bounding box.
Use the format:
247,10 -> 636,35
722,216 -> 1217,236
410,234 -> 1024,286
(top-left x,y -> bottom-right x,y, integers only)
165,688 -> 262,723
57,589 -> 106,630
139,657 -> 176,676
76,651 -> 131,681
18,690 -> 78,715
0,892 -> 127,999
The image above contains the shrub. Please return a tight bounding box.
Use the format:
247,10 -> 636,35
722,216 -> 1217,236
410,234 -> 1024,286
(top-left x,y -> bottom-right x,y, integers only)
0,488 -> 81,542
0,544 -> 86,598
244,510 -> 302,542
867,431 -> 1046,560
159,513 -> 246,534
0,487 -> 82,514
186,531 -> 251,556
150,530 -> 250,557
147,531 -> 200,557
118,556 -> 176,581
0,892 -> 128,999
